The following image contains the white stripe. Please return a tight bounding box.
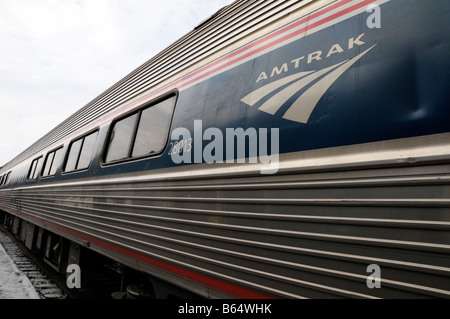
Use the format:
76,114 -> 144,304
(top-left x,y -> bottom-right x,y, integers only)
258,62 -> 345,115
283,44 -> 377,123
240,71 -> 314,106
178,0 -> 390,91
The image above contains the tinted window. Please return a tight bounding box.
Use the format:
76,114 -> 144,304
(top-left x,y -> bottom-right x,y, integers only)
50,148 -> 64,176
28,157 -> 43,180
132,96 -> 176,158
43,147 -> 64,177
28,160 -> 37,179
77,131 -> 98,169
1,172 -> 11,186
105,113 -> 138,163
43,152 -> 55,176
34,158 -> 42,179
104,94 -> 176,163
65,131 -> 98,172
65,139 -> 83,172
5,172 -> 11,185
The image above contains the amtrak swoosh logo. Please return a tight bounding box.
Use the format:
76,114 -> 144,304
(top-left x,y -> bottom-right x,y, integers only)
241,44 -> 377,123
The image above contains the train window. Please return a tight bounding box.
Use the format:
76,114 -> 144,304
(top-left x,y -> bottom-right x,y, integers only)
78,131 -> 98,169
27,161 -> 35,180
132,96 -> 176,158
5,172 -> 11,185
42,152 -> 55,176
65,139 -> 83,172
65,130 -> 99,172
105,113 -> 138,162
104,94 -> 176,164
1,172 -> 11,186
27,157 -> 43,180
42,147 -> 64,177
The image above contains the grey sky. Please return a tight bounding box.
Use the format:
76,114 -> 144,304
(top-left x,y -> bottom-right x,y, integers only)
0,0 -> 232,167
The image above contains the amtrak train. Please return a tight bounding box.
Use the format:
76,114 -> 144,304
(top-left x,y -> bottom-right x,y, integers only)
0,0 -> 449,298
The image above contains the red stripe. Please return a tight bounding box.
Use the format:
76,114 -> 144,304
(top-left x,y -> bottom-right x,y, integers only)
2,2 -> 380,295
175,0 -> 356,87
64,0 -> 375,140
177,0 -> 377,91
3,207 -> 275,299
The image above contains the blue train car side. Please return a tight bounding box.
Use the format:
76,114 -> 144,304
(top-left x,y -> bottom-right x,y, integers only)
1,0 -> 449,298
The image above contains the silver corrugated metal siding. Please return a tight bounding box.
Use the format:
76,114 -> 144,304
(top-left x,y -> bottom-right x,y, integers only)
2,0 -> 316,171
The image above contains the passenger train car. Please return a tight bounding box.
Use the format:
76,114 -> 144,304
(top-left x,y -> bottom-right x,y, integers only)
0,0 -> 449,298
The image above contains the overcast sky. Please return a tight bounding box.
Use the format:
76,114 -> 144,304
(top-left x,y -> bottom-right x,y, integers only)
0,0 -> 233,167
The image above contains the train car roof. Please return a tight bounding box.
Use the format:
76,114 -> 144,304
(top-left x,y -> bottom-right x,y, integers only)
1,0 -> 316,171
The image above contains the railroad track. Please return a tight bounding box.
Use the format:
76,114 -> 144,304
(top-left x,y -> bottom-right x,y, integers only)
0,224 -> 130,299
0,225 -> 69,299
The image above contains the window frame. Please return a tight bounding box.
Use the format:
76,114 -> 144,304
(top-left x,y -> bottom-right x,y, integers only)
104,112 -> 140,164
1,171 -> 11,186
63,128 -> 99,174
27,156 -> 43,181
5,171 -> 11,185
41,146 -> 65,178
102,91 -> 178,166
